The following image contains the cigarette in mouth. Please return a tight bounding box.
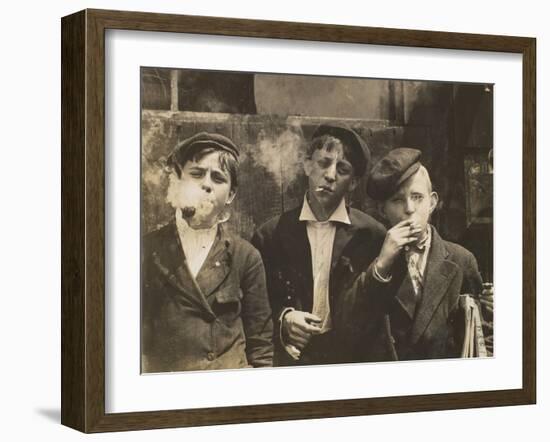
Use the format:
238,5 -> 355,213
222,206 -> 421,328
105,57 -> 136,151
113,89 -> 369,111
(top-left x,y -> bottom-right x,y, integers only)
181,206 -> 196,219
315,186 -> 325,192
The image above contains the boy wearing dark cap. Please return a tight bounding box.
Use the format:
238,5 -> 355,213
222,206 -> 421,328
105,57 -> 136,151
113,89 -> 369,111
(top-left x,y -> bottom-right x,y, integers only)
251,123 -> 386,366
141,132 -> 274,373
351,147 -> 492,361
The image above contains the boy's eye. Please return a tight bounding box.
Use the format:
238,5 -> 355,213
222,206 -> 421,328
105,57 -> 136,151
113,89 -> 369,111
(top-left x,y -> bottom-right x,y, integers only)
189,169 -> 204,178
212,173 -> 228,184
337,165 -> 352,175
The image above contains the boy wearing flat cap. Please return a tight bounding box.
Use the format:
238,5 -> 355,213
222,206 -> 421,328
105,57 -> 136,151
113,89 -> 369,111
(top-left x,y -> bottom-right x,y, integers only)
141,132 -> 273,373
349,147 -> 492,361
251,123 -> 386,366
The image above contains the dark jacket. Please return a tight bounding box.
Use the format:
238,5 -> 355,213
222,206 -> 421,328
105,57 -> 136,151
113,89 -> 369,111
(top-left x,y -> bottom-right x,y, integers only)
350,226 -> 483,362
251,205 -> 386,366
141,222 -> 273,373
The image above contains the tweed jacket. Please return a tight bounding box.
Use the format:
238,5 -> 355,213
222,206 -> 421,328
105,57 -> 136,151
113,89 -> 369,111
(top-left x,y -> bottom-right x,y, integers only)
251,205 -> 387,366
141,222 -> 273,373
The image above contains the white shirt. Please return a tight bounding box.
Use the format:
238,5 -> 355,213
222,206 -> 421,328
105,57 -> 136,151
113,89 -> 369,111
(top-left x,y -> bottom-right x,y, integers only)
299,195 -> 351,333
175,209 -> 218,278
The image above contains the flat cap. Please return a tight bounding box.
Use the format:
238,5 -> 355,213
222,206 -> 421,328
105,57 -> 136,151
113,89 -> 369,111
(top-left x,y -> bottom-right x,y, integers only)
367,148 -> 422,201
168,132 -> 239,169
311,122 -> 370,177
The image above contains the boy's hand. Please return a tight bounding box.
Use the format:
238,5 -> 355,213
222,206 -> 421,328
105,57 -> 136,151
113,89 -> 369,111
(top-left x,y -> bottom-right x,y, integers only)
376,220 -> 423,277
281,311 -> 322,351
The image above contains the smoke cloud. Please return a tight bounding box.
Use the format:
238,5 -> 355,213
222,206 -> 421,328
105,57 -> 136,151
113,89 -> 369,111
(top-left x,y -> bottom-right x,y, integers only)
251,124 -> 305,188
166,173 -> 227,229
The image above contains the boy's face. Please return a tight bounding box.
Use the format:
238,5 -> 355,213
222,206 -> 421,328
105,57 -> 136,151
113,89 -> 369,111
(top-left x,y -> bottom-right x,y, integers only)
381,168 -> 438,237
168,151 -> 235,229
303,143 -> 357,217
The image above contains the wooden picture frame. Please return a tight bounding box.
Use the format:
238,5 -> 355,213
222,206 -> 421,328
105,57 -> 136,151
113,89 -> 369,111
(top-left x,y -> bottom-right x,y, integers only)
61,9 -> 536,433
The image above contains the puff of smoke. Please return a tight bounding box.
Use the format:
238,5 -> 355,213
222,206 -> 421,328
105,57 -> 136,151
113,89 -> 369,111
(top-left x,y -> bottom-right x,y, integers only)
252,126 -> 305,188
165,173 -> 219,228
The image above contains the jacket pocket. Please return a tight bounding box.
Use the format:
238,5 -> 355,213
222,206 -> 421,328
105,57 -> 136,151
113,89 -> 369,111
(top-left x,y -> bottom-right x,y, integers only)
213,286 -> 242,322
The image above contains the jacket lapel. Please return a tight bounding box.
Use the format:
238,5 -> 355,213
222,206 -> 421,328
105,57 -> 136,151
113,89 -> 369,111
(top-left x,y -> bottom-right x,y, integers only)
278,209 -> 313,311
152,222 -> 215,317
409,227 -> 459,344
331,222 -> 355,272
195,228 -> 232,299
390,256 -> 417,320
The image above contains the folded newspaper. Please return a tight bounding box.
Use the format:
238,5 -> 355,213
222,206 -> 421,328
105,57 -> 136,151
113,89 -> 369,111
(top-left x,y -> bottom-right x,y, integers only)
459,294 -> 488,358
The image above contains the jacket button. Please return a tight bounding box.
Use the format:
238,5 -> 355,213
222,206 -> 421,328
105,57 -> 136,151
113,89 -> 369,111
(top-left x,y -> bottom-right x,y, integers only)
207,352 -> 215,361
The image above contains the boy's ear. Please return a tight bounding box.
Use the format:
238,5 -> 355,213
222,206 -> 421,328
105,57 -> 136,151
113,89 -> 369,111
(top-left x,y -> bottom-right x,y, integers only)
429,191 -> 439,214
226,189 -> 237,205
303,158 -> 312,177
348,176 -> 358,193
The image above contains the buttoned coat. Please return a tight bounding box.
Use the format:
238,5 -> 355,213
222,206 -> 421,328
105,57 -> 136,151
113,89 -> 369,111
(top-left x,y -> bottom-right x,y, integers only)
349,226 -> 483,361
251,206 -> 386,366
141,222 -> 274,373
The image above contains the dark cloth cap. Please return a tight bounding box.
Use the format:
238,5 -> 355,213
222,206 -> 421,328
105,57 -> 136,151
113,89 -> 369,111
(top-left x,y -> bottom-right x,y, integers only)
367,148 -> 422,201
311,122 -> 371,177
168,132 -> 239,169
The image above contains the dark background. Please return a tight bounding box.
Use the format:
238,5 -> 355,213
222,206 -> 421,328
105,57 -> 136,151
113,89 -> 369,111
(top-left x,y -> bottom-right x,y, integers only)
141,67 -> 493,282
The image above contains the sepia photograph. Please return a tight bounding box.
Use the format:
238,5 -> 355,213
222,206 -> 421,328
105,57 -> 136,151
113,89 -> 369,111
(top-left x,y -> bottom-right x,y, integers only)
57,6 -> 537,432
140,67 -> 495,374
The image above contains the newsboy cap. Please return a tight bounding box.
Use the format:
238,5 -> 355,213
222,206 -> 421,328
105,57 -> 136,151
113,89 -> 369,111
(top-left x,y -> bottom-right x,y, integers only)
311,122 -> 371,177
367,148 -> 423,201
167,132 -> 239,170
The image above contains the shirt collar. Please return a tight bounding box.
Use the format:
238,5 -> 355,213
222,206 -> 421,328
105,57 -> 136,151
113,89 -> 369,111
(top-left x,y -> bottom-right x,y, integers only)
418,224 -> 432,252
407,224 -> 432,255
299,193 -> 351,225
